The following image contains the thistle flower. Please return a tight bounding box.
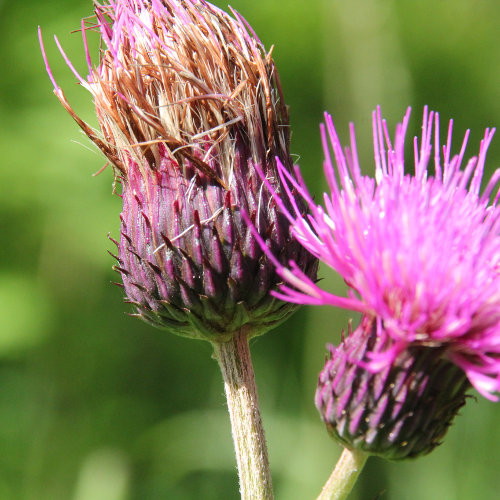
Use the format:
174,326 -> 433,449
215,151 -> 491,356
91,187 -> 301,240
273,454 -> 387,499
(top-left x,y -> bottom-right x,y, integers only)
40,0 -> 316,342
256,107 -> 500,458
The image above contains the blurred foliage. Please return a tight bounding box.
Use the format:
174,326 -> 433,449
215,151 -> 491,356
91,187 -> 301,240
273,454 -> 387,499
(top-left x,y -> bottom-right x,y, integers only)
0,0 -> 499,499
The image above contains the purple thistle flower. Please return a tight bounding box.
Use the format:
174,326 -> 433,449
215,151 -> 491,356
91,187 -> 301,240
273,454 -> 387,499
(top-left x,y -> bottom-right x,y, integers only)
259,106 -> 500,400
251,106 -> 500,458
39,0 -> 317,341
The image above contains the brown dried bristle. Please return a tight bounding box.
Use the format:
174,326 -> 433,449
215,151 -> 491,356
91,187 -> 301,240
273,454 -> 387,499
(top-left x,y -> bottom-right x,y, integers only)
57,1 -> 290,188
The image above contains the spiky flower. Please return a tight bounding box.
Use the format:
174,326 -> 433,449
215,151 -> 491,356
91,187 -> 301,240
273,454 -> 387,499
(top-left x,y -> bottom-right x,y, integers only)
255,107 -> 500,458
40,0 -> 316,341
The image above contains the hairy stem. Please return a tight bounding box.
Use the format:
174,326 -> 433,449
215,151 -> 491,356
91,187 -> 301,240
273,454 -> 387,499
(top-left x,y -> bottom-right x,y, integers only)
316,447 -> 368,500
212,330 -> 273,500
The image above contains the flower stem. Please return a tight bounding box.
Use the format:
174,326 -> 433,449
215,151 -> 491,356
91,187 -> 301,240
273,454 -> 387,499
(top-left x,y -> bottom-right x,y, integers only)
316,447 -> 368,500
212,330 -> 273,500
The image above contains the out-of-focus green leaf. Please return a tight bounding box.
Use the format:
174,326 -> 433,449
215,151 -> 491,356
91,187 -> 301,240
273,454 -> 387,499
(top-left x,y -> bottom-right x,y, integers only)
0,274 -> 53,354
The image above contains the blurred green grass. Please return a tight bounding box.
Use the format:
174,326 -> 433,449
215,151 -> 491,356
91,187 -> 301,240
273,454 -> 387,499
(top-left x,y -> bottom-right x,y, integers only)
0,0 -> 499,499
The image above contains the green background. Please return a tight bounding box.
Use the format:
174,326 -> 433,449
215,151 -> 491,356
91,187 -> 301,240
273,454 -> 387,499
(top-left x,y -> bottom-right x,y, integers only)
1,0 -> 500,498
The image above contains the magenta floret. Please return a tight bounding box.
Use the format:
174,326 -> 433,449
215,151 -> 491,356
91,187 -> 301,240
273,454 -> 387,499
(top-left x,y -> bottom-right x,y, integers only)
268,107 -> 500,399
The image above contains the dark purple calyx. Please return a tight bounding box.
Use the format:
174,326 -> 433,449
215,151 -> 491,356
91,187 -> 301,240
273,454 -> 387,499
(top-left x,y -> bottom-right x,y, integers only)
112,141 -> 316,341
315,318 -> 471,460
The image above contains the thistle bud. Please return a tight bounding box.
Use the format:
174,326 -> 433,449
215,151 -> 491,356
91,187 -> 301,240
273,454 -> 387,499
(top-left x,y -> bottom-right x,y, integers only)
42,0 -> 317,341
315,318 -> 470,460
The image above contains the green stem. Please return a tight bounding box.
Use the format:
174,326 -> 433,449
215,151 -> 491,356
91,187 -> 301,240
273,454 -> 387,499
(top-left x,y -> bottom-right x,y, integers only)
316,447 -> 369,500
212,330 -> 273,500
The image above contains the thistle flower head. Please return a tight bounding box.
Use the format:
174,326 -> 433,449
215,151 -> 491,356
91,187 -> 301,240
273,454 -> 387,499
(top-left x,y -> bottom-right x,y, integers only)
40,0 -> 317,341
253,106 -> 500,457
261,106 -> 500,399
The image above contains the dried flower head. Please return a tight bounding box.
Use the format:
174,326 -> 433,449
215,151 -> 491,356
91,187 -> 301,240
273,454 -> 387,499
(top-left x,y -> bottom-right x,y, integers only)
40,0 -> 317,341
251,106 -> 500,457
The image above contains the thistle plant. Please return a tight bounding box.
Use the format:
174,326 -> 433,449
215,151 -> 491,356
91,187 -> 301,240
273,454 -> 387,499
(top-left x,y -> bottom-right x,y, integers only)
253,107 -> 500,499
39,1 -> 317,498
40,0 -> 500,497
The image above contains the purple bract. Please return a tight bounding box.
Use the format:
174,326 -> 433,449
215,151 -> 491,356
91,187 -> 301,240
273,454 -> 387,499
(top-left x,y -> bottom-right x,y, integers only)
315,316 -> 470,459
